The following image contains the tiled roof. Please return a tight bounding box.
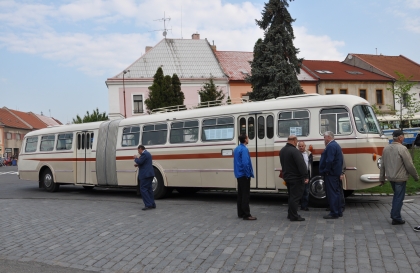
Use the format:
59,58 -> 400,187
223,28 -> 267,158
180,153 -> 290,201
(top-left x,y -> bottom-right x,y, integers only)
110,39 -> 227,80
215,51 -> 253,80
8,109 -> 47,129
302,60 -> 392,81
350,54 -> 420,81
0,108 -> 32,129
34,114 -> 62,127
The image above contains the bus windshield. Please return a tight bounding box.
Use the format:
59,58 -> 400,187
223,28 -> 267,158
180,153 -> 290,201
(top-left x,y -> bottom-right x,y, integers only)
353,105 -> 381,134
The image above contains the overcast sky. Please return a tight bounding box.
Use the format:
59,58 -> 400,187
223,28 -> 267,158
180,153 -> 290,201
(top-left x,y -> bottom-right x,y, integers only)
1,0 -> 420,124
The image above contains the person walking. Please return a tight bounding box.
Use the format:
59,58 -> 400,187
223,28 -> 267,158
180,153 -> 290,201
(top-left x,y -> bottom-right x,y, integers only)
379,130 -> 419,226
319,131 -> 344,219
280,135 -> 309,221
298,141 -> 312,211
134,145 -> 156,211
234,133 -> 257,220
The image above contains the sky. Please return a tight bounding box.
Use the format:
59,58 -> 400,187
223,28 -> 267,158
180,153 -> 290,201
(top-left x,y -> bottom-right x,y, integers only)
1,0 -> 420,124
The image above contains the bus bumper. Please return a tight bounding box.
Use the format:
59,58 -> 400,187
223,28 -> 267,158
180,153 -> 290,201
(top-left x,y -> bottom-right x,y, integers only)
360,174 -> 380,183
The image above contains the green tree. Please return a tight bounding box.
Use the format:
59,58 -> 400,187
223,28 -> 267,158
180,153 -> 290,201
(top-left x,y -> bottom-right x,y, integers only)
247,0 -> 303,101
145,68 -> 185,112
72,108 -> 108,123
198,77 -> 226,107
387,71 -> 419,129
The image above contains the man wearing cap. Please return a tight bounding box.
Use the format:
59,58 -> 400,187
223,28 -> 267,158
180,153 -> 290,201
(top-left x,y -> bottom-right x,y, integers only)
380,130 -> 419,225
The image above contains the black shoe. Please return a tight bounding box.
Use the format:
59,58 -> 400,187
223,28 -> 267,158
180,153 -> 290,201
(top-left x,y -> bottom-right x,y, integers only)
392,219 -> 405,225
323,214 -> 338,219
290,217 -> 305,221
142,207 -> 153,211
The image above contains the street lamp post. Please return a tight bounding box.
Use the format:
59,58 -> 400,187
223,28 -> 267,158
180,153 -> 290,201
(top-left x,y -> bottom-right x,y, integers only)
123,70 -> 130,118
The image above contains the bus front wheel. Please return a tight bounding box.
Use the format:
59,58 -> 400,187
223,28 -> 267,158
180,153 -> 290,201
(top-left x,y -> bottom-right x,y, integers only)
308,175 -> 328,207
42,169 -> 60,192
152,168 -> 172,199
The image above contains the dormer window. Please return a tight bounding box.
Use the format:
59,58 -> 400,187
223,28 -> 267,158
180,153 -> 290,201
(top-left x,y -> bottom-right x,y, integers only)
315,70 -> 333,74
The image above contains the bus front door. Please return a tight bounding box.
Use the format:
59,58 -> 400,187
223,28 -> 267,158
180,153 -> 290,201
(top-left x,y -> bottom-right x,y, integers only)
238,114 -> 275,189
76,132 -> 94,184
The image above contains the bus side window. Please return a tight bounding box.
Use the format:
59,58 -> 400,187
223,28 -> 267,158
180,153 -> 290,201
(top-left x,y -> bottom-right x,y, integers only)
122,126 -> 140,147
278,110 -> 309,137
239,118 -> 246,136
248,117 -> 255,140
40,135 -> 55,152
267,115 -> 274,139
202,116 -> 234,142
142,123 -> 168,145
25,136 -> 39,153
320,108 -> 349,135
57,133 -> 73,150
170,120 -> 199,144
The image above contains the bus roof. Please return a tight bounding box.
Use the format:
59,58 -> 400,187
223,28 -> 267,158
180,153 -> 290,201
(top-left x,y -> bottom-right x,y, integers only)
25,94 -> 369,137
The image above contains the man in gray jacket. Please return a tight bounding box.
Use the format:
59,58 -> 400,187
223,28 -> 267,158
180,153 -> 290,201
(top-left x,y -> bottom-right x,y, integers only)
380,130 -> 419,225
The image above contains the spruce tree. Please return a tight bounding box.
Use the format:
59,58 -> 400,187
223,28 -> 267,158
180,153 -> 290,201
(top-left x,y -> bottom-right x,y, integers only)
145,67 -> 165,112
171,74 -> 185,106
198,77 -> 226,107
247,0 -> 303,101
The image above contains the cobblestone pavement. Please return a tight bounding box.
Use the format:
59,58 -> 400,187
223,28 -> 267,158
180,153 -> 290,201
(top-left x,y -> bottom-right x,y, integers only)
2,168 -> 420,273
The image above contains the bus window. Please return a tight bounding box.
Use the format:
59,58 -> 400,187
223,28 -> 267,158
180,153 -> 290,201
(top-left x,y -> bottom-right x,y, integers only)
91,133 -> 94,149
412,119 -> 420,128
278,110 -> 309,137
320,108 -> 349,135
170,120 -> 199,143
25,136 -> 38,153
258,116 -> 265,139
122,126 -> 140,147
202,116 -> 234,141
248,117 -> 255,140
40,135 -> 55,151
56,133 -> 73,150
352,105 -> 380,134
240,118 -> 246,136
267,115 -> 274,139
142,123 -> 168,145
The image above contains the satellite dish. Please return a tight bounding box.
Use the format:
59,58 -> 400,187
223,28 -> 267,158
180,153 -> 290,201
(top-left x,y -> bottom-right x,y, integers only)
163,31 -> 167,37
348,54 -> 353,60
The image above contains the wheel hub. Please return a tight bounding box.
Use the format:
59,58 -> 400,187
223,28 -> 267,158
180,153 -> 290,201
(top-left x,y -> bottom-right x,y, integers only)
309,176 -> 326,199
44,173 -> 52,188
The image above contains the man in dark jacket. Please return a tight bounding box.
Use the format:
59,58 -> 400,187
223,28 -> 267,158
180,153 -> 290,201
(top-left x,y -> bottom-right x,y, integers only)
319,131 -> 344,219
280,135 -> 309,221
134,145 -> 156,211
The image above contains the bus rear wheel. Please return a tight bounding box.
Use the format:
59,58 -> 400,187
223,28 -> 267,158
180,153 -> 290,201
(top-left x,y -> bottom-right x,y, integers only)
153,168 -> 172,199
308,175 -> 328,207
42,169 -> 60,192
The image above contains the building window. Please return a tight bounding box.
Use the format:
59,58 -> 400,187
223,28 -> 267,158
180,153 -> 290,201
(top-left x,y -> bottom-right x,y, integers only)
133,95 -> 143,114
376,89 -> 383,104
16,133 -> 21,140
340,89 -> 347,94
359,89 -> 367,100
6,133 -> 12,139
325,89 -> 333,95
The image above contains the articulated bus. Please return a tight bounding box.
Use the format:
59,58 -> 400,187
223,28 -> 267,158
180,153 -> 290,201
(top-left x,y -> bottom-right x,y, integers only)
378,114 -> 420,147
18,94 -> 388,205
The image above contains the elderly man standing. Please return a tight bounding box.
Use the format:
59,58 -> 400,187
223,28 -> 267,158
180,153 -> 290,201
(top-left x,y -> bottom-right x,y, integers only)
380,130 -> 419,225
298,141 -> 312,211
280,135 -> 309,221
320,131 -> 344,219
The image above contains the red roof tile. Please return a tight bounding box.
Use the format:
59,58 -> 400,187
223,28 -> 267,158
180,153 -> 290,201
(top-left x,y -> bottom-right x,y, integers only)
8,109 -> 47,129
215,51 -> 253,80
351,54 -> 420,81
0,108 -> 32,129
302,60 -> 392,81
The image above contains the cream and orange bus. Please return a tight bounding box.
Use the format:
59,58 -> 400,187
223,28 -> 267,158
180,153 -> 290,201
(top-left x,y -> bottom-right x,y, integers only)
18,94 -> 388,205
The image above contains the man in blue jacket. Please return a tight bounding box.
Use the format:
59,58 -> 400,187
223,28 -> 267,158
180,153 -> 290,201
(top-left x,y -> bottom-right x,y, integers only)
319,131 -> 344,219
134,145 -> 156,210
234,133 -> 256,220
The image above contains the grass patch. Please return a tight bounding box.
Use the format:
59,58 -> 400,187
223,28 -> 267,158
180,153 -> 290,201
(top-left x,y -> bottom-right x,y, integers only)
355,148 -> 420,194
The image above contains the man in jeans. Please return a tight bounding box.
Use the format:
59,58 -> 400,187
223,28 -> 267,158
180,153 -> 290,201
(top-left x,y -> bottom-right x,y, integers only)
380,130 -> 419,225
234,133 -> 256,220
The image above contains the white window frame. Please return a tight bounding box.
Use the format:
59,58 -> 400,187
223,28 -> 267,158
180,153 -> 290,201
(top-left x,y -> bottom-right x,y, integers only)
131,93 -> 145,115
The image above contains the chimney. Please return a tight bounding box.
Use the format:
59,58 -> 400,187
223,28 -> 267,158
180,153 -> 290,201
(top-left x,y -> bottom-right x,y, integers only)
210,40 -> 216,51
192,33 -> 200,40
145,46 -> 153,53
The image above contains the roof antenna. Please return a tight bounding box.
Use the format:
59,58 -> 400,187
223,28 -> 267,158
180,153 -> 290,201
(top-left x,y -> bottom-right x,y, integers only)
181,6 -> 183,39
152,12 -> 171,39
376,48 -> 377,55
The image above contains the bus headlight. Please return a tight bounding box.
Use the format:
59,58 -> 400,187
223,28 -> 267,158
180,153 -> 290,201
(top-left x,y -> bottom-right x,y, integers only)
377,158 -> 382,169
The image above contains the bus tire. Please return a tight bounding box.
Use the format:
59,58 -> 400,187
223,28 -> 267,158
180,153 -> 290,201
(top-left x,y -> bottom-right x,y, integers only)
308,175 -> 328,207
176,187 -> 200,195
153,168 -> 171,199
83,186 -> 95,190
42,169 -> 60,192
